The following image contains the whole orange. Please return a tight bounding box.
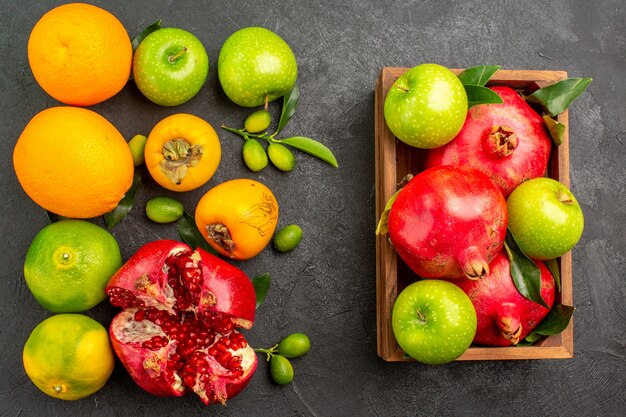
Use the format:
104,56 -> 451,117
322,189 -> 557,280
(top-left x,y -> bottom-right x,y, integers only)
27,3 -> 132,106
13,107 -> 134,218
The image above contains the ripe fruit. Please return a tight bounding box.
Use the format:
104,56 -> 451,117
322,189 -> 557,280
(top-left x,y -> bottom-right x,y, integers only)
270,355 -> 294,385
133,28 -> 209,106
24,220 -> 122,313
507,178 -> 584,260
144,113 -> 221,192
388,166 -> 507,280
128,134 -> 148,166
13,106 -> 134,218
195,179 -> 279,260
27,3 -> 132,106
383,64 -> 468,149
23,314 -> 114,400
277,333 -> 310,358
268,143 -> 296,172
218,27 -> 297,107
244,110 -> 272,133
451,251 -> 555,346
425,86 -> 552,197
146,197 -> 184,223
106,240 -> 257,405
242,139 -> 269,172
273,224 -> 303,253
392,280 -> 477,364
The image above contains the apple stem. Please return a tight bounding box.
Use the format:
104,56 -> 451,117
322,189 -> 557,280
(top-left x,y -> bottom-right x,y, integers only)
394,85 -> 409,93
415,309 -> 427,324
168,47 -> 188,63
264,94 -> 269,111
557,190 -> 574,205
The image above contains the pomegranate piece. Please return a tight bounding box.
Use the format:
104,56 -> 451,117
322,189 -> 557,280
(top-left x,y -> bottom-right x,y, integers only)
106,240 -> 257,405
451,251 -> 555,346
388,166 -> 507,280
425,86 -> 552,197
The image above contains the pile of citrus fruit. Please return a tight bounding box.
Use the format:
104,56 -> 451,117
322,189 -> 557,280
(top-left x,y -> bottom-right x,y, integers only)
14,2 -> 309,404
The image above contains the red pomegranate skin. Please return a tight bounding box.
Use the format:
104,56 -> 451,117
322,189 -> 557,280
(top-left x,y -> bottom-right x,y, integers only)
452,251 -> 555,346
388,165 -> 507,280
424,86 -> 552,197
105,240 -> 257,405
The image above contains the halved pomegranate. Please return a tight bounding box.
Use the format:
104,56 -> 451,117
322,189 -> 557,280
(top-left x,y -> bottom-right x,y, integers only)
105,240 -> 257,405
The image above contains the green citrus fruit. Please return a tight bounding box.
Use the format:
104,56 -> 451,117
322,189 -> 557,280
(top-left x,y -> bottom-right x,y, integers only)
277,333 -> 310,358
145,196 -> 184,223
268,143 -> 295,172
24,220 -> 122,313
270,354 -> 294,385
242,139 -> 269,172
23,314 -> 114,400
128,134 -> 147,166
244,109 -> 271,133
274,224 -> 302,252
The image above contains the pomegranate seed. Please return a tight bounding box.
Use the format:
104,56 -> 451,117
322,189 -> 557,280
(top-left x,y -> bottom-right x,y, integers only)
134,310 -> 145,321
217,351 -> 232,366
208,347 -> 219,356
183,375 -> 196,388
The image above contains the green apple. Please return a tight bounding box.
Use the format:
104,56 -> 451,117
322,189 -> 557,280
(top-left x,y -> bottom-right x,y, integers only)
133,28 -> 209,106
392,280 -> 476,365
507,177 -> 584,260
384,63 -> 468,149
218,27 -> 297,107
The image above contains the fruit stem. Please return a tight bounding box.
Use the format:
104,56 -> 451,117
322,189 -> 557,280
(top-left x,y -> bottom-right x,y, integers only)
264,94 -> 269,111
557,190 -> 574,205
221,125 -> 281,144
168,47 -> 188,63
394,85 -> 408,93
254,344 -> 278,361
415,309 -> 427,324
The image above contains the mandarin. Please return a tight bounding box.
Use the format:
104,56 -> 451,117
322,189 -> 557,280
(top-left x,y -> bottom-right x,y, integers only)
13,106 -> 134,218
27,3 -> 132,106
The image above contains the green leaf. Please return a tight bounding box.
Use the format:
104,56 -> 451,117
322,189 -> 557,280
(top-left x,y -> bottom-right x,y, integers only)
252,273 -> 271,309
464,85 -> 503,109
545,259 -> 561,292
457,65 -> 501,86
526,78 -> 592,117
375,188 -> 402,235
279,136 -> 338,168
276,84 -> 300,134
543,114 -> 566,146
132,20 -> 162,51
176,211 -> 218,255
504,229 -> 549,308
104,171 -> 142,229
523,304 -> 575,344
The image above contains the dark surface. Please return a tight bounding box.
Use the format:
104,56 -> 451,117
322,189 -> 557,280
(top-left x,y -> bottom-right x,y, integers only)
1,1 -> 625,416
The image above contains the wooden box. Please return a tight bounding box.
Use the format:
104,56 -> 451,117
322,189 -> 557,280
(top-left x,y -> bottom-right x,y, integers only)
375,67 -> 574,361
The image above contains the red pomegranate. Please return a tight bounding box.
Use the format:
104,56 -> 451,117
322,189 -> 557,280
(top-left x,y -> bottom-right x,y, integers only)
105,240 -> 257,405
388,165 -> 507,280
452,251 -> 555,346
424,86 -> 552,197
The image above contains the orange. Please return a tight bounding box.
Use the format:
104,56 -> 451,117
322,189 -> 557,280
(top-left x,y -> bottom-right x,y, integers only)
195,179 -> 279,260
13,106 -> 134,218
144,113 -> 221,192
23,314 -> 114,400
27,3 -> 132,106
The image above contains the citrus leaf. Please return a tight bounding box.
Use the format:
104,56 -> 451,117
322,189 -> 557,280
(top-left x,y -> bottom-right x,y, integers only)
132,20 -> 162,51
276,84 -> 300,134
279,136 -> 338,168
375,188 -> 402,235
504,229 -> 549,308
252,273 -> 271,309
104,171 -> 142,229
176,211 -> 218,255
457,65 -> 501,87
545,258 -> 561,292
522,304 -> 575,344
526,78 -> 592,117
464,85 -> 503,109
543,114 -> 565,146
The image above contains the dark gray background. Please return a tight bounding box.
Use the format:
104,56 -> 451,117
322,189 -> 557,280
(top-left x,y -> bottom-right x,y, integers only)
1,0 -> 624,416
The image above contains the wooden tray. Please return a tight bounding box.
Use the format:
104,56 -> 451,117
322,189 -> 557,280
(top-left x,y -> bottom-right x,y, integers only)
375,67 -> 574,361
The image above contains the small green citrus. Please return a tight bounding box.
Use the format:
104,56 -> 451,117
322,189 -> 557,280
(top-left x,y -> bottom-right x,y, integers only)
277,333 -> 310,358
23,314 -> 114,400
268,143 -> 295,172
128,134 -> 147,166
270,355 -> 294,385
145,196 -> 184,223
274,224 -> 302,252
24,220 -> 122,313
242,139 -> 269,172
244,109 -> 271,133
